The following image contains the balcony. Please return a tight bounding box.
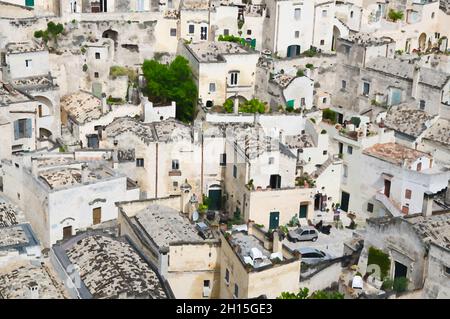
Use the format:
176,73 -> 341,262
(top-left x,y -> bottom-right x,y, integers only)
375,190 -> 403,217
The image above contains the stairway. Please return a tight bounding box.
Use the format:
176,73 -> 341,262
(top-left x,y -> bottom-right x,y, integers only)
313,156 -> 334,178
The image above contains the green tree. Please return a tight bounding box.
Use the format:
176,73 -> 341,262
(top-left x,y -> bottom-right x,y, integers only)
142,56 -> 197,123
388,9 -> 404,22
322,108 -> 337,124
239,98 -> 266,113
367,246 -> 391,280
34,21 -> 64,46
223,99 -> 234,113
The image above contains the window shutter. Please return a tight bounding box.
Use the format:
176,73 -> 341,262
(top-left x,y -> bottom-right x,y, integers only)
25,119 -> 32,138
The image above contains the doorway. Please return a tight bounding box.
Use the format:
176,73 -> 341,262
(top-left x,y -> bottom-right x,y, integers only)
394,261 -> 408,279
269,174 -> 281,189
93,207 -> 102,225
208,186 -> 222,211
299,204 -> 308,218
341,191 -> 350,212
269,211 -> 280,230
384,179 -> 391,197
314,194 -> 321,210
63,226 -> 72,240
287,45 -> 301,58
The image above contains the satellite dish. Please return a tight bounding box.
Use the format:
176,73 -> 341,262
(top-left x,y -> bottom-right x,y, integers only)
192,210 -> 199,222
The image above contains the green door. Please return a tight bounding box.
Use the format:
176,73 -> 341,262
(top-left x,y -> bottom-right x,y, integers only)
269,212 -> 280,230
25,0 -> 34,6
299,204 -> 308,218
208,188 -> 222,211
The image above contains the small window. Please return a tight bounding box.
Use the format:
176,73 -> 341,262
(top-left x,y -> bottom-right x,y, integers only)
350,11 -> 354,18
189,24 -> 194,34
95,52 -> 100,59
225,268 -> 230,284
229,72 -> 239,86
419,100 -> 425,110
172,159 -> 180,170
136,158 -> 144,167
209,83 -> 216,92
233,165 -> 237,178
224,29 -> 229,36
94,72 -> 99,78
25,59 -> 32,68
247,29 -> 252,35
269,157 -> 275,165
220,153 -> 227,166
170,28 -> 176,37
405,189 -> 412,199
203,280 -> 210,288
444,266 -> 450,277
431,12 -> 435,19
347,146 -> 353,154
322,10 -> 327,17
323,150 -> 327,155
14,119 -> 32,139
417,162 -> 422,171
320,39 -> 325,45
363,82 -> 370,95
322,97 -> 327,103
367,202 -> 374,213
301,98 -> 306,106
341,80 -> 347,89
173,181 -> 178,188
294,8 -> 301,20
295,31 -> 300,38
234,284 -> 239,298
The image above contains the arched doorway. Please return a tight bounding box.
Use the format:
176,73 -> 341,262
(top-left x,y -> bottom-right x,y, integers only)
418,33 -> 427,51
287,45 -> 301,58
208,184 -> 222,211
35,96 -> 53,117
332,25 -> 341,51
102,29 -> 118,48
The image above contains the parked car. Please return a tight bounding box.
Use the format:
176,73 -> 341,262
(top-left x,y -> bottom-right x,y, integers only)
296,247 -> 332,265
287,226 -> 318,242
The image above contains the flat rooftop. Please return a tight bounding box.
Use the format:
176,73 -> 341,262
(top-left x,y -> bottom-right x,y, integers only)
0,262 -> 66,299
38,164 -> 116,190
61,91 -> 103,124
187,41 -> 251,63
271,73 -> 295,88
285,133 -> 315,149
229,231 -> 274,269
132,204 -> 211,250
65,234 -> 167,299
384,105 -> 437,138
363,143 -> 431,167
0,82 -> 31,106
5,41 -> 45,54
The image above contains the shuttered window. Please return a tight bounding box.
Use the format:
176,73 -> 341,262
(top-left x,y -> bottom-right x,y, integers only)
14,119 -> 32,140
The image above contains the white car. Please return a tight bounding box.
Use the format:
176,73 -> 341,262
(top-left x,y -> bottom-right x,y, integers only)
297,247 -> 332,265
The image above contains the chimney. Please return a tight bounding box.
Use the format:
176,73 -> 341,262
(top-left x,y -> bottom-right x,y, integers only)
445,180 -> 450,206
81,164 -> 89,184
179,179 -> 192,214
412,65 -> 421,99
422,191 -> 434,217
142,97 -> 153,123
233,96 -> 239,114
272,229 -> 284,254
188,193 -> 198,221
101,93 -> 110,114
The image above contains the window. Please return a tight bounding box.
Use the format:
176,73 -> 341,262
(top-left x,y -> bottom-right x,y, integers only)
405,189 -> 412,199
94,72 -> 99,78
417,162 -> 422,171
350,11 -> 354,18
323,150 -> 327,155
431,12 -> 435,19
444,266 -> 450,277
234,284 -> 239,298
269,157 -> 275,165
173,181 -> 178,188
229,71 -> 239,86
225,268 -> 230,285
172,159 -> 179,170
419,100 -> 425,110
189,24 -> 194,34
136,158 -> 144,167
224,29 -> 229,36
363,82 -> 370,95
170,28 -> 176,37
301,98 -> 306,106
435,32 -> 440,39
320,39 -> 325,45
367,202 -> 374,213
294,8 -> 301,20
347,146 -> 353,154
295,31 -> 300,38
322,10 -> 327,17
14,119 -> 32,140
200,26 -> 207,40
220,153 -> 226,166
95,52 -> 100,59
233,165 -> 237,178
341,80 -> 347,89
25,59 -> 32,68
247,29 -> 252,35
209,83 -> 216,92
322,97 -> 327,104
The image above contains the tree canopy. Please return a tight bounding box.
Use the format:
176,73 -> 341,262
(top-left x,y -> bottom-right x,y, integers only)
34,21 -> 64,45
142,56 -> 197,123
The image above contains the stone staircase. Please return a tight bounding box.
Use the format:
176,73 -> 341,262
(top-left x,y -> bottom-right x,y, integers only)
313,156 -> 335,178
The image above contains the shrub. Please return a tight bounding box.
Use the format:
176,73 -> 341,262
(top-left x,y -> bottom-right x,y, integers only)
320,129 -> 327,134
393,277 -> 408,293
82,64 -> 88,72
310,118 -> 316,124
296,69 -> 305,77
218,34 -> 241,43
381,278 -> 394,291
239,98 -> 266,114
305,63 -> 314,69
388,9 -> 404,22
223,99 -> 234,113
367,246 -> 391,280
303,48 -> 317,57
350,116 -> 361,127
322,108 -> 337,124
106,96 -> 125,105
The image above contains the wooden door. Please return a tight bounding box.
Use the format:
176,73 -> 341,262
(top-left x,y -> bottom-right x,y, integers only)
93,207 -> 101,225
63,226 -> 72,240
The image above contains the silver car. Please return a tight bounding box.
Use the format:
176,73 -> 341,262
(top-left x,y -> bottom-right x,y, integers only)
297,247 -> 332,265
287,226 -> 318,242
